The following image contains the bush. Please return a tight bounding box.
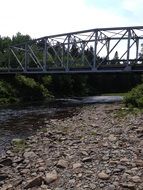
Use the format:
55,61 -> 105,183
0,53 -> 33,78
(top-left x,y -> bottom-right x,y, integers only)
15,75 -> 51,101
124,83 -> 143,108
0,80 -> 17,105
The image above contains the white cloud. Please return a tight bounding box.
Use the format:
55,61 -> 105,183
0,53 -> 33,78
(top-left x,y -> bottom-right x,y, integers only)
0,0 -> 142,38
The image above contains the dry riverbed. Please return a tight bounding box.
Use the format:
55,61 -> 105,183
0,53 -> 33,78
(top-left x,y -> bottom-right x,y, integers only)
0,103 -> 143,190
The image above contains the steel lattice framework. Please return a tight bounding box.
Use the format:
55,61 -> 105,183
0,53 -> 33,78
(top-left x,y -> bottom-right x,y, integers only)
1,26 -> 143,74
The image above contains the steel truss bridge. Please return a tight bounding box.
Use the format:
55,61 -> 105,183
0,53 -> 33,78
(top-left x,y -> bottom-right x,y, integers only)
1,26 -> 143,74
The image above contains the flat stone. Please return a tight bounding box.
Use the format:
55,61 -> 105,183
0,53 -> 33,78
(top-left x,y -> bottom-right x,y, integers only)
108,134 -> 117,141
44,170 -> 58,184
23,151 -> 37,159
82,157 -> 92,162
0,174 -> 8,181
135,160 -> 143,167
73,163 -> 82,169
0,158 -> 12,166
24,176 -> 43,189
98,171 -> 110,180
131,176 -> 141,183
120,183 -> 136,190
57,159 -> 68,168
12,138 -> 25,145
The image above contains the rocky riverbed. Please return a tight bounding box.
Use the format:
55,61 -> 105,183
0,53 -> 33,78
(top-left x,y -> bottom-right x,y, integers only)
0,103 -> 143,190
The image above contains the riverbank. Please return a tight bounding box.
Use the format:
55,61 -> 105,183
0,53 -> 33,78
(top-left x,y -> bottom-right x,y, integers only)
0,103 -> 143,190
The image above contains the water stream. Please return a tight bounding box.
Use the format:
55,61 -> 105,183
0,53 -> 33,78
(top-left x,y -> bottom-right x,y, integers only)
0,96 -> 123,155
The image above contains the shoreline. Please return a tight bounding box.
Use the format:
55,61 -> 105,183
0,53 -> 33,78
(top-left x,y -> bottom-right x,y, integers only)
0,104 -> 143,190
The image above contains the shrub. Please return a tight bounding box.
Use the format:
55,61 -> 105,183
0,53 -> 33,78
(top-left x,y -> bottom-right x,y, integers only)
124,83 -> 143,108
0,80 -> 17,104
15,75 -> 51,101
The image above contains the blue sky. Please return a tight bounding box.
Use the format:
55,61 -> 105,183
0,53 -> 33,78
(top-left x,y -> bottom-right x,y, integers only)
0,0 -> 143,38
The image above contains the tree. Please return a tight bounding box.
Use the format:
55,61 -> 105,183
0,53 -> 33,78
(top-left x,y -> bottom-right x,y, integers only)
113,51 -> 119,60
70,39 -> 79,57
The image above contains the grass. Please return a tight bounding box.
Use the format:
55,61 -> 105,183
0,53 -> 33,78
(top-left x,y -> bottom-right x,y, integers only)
101,92 -> 127,96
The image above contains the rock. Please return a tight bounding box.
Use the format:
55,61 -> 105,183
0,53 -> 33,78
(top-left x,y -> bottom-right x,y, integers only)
12,138 -> 25,145
131,176 -> 141,183
120,183 -> 136,190
23,151 -> 37,159
107,185 -> 115,190
0,174 -> 8,181
135,159 -> 143,167
108,134 -> 117,141
57,159 -> 68,168
20,169 -> 30,175
44,170 -> 58,184
0,158 -> 12,166
24,176 -> 43,189
98,171 -> 110,180
82,157 -> 92,162
13,157 -> 24,164
73,163 -> 82,169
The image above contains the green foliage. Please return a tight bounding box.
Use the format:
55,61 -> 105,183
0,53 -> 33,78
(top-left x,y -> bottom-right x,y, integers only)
12,32 -> 31,45
42,75 -> 52,87
0,80 -> 17,104
124,83 -> 143,108
15,75 -> 51,101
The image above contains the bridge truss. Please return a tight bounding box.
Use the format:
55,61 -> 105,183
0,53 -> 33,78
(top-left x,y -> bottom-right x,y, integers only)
1,26 -> 143,74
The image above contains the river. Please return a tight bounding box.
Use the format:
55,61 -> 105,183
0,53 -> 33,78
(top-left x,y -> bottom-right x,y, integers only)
0,96 -> 123,155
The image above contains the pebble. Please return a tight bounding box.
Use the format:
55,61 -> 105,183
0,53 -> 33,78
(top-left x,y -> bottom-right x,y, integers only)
44,170 -> 58,184
98,171 -> 110,180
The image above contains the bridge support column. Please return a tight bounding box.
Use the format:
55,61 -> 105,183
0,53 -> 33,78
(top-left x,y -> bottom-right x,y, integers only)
66,35 -> 70,72
126,29 -> 131,67
44,38 -> 48,71
25,43 -> 29,72
106,38 -> 110,64
136,37 -> 139,61
93,30 -> 98,70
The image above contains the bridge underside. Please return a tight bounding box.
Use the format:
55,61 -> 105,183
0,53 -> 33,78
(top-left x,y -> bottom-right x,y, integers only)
1,26 -> 143,74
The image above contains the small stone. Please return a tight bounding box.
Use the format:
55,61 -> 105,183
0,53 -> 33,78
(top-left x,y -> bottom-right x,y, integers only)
73,163 -> 82,169
44,170 -> 58,184
0,158 -> 12,166
38,166 -> 45,172
57,159 -> 68,168
135,160 -> 143,167
120,157 -> 130,162
107,185 -> 115,190
23,151 -> 37,159
24,176 -> 43,189
0,174 -> 8,181
108,134 -> 117,141
82,157 -> 92,162
131,176 -> 141,183
98,171 -> 110,180
20,169 -> 29,174
12,138 -> 25,145
120,183 -> 136,190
